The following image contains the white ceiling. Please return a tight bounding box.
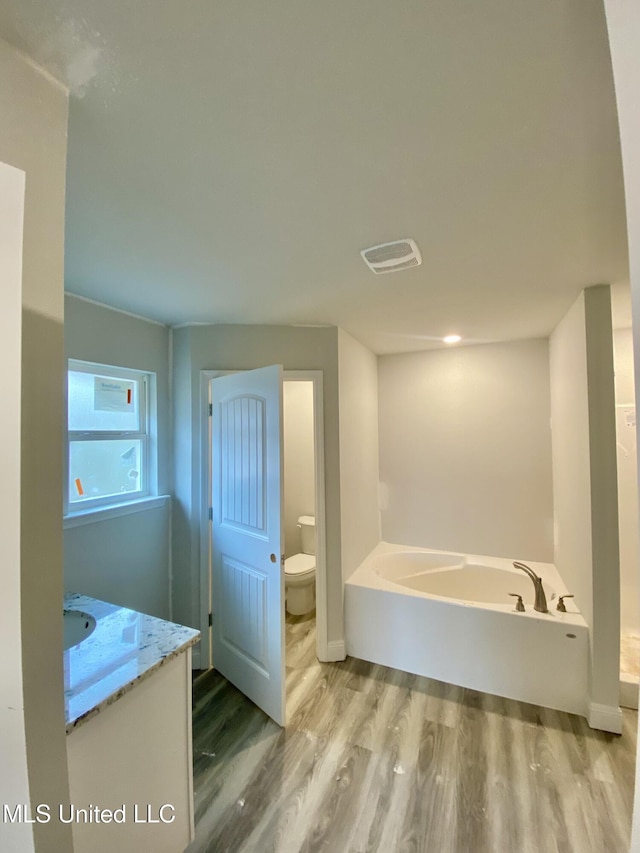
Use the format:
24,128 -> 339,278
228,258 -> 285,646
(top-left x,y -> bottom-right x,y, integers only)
0,0 -> 630,353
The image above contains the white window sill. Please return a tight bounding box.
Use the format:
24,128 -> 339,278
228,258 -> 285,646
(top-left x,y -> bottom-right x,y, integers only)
63,495 -> 171,529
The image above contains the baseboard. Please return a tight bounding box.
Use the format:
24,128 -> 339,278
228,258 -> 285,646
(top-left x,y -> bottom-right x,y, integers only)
620,677 -> 639,711
325,639 -> 346,662
588,701 -> 623,734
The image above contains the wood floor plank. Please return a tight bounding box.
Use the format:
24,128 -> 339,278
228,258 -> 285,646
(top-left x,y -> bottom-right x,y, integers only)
187,616 -> 637,853
364,681 -> 428,853
482,692 -> 523,853
450,688 -> 489,852
395,717 -> 459,853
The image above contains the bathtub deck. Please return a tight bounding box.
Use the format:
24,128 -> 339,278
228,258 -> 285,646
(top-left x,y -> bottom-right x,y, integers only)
188,614 -> 636,853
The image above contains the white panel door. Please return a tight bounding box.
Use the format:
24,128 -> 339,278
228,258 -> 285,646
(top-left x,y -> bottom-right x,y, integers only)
211,365 -> 285,725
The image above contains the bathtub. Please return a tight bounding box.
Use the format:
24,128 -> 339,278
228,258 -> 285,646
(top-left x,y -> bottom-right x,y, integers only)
345,542 -> 590,721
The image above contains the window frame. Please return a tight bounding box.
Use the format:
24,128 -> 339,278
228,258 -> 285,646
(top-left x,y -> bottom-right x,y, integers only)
65,359 -> 152,514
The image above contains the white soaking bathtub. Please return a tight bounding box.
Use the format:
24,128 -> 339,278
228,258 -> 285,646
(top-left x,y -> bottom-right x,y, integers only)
345,542 -> 591,722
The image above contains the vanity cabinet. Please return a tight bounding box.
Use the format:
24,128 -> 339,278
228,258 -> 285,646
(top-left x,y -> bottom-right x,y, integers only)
64,594 -> 199,853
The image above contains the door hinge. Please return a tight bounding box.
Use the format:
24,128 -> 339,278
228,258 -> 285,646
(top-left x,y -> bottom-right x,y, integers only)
208,403 -> 213,416
208,507 -> 213,521
208,612 -> 213,627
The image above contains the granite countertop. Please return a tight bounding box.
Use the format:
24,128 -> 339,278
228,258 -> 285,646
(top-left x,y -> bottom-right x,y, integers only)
64,593 -> 200,734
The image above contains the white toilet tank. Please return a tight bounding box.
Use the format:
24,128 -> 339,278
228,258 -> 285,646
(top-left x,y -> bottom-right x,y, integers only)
298,515 -> 316,555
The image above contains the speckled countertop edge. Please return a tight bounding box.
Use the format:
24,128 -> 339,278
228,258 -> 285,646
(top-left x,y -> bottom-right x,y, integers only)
64,594 -> 200,734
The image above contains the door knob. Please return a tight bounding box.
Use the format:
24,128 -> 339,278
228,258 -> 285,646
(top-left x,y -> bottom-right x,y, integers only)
270,553 -> 276,563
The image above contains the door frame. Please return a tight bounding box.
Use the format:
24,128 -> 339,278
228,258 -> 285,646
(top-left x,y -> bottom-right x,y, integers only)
198,368 -> 328,669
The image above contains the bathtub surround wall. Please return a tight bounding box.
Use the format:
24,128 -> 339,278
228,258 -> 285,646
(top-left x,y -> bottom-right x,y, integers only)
171,324 -> 344,649
0,37 -> 73,853
378,339 -> 554,561
613,325 -> 639,634
283,381 -> 315,557
337,329 -> 381,581
604,1 -> 640,843
549,285 -> 621,732
64,295 -> 172,619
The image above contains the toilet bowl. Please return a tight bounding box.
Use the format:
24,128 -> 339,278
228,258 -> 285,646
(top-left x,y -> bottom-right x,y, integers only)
284,515 -> 316,615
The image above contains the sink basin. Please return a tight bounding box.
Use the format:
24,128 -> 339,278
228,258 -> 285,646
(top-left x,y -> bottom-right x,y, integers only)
63,610 -> 96,650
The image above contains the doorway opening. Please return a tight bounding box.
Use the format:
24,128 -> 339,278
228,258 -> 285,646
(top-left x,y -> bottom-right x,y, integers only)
198,368 -> 328,719
282,379 -> 318,675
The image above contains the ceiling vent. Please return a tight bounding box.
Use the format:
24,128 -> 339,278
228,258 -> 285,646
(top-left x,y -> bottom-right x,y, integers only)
360,239 -> 422,274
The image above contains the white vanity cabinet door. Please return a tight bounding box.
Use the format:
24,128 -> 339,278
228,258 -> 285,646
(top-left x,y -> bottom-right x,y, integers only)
66,649 -> 194,853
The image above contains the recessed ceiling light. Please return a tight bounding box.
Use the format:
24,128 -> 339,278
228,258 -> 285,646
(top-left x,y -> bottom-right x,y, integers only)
443,335 -> 462,344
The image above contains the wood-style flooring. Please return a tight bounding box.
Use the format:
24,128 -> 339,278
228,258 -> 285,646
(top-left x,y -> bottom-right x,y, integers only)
187,613 -> 637,853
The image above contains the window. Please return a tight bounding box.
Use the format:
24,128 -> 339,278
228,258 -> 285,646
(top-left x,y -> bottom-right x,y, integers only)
66,360 -> 153,511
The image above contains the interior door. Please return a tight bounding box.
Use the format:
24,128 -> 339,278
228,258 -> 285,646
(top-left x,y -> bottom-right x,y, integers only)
211,365 -> 285,725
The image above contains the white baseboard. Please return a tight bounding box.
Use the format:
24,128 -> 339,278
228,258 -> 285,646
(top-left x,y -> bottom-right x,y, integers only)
588,701 -> 623,734
324,639 -> 346,662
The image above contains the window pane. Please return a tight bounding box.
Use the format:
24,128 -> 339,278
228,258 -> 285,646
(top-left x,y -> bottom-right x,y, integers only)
68,370 -> 141,432
69,439 -> 144,504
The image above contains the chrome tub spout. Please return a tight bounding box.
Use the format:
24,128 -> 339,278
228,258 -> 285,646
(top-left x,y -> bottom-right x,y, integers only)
513,561 -> 548,613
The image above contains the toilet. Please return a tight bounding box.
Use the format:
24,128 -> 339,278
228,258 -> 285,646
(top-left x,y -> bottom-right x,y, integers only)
284,515 -> 316,615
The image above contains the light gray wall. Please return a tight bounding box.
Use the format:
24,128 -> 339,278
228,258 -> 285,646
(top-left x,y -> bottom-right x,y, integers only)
549,293 -> 593,626
0,159 -> 30,853
64,504 -> 171,618
604,1 -> 640,842
172,324 -> 343,642
283,381 -> 315,558
584,285 -> 620,711
64,295 -> 172,619
613,326 -> 639,634
0,36 -> 73,852
549,286 -> 620,715
378,339 -> 554,560
338,329 -> 381,580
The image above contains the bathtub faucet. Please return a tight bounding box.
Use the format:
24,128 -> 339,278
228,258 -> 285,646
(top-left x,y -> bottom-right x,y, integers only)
513,562 -> 548,613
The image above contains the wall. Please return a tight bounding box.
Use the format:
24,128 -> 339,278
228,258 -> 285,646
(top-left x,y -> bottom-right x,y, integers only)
337,329 -> 380,580
0,37 -> 72,853
172,324 -> 343,645
613,325 -> 639,633
549,286 -> 620,726
584,286 -> 621,720
0,161 -> 32,853
604,2 -> 640,842
549,293 -> 593,627
283,381 -> 315,557
378,339 -> 554,560
64,295 -> 172,619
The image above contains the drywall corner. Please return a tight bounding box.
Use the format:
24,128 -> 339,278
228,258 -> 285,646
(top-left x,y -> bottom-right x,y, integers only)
584,284 -> 620,709
549,293 -> 593,626
338,328 -> 381,581
549,285 -> 621,718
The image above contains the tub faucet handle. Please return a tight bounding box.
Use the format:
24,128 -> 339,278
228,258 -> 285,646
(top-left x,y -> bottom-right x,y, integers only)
557,594 -> 574,613
509,593 -> 525,612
